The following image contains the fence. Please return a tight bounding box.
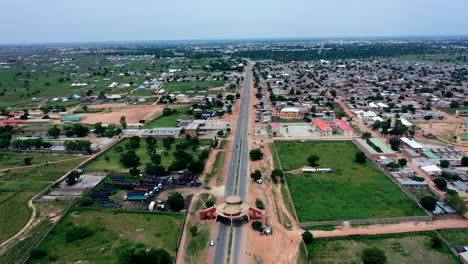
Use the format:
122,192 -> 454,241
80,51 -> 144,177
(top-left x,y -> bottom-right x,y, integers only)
273,135 -> 354,141
300,215 -> 434,228
173,194 -> 193,264
0,148 -> 88,155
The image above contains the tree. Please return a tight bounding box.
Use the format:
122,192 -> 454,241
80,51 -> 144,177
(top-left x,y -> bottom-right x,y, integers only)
355,151 -> 366,164
249,149 -> 264,161
24,157 -> 32,165
151,154 -> 162,165
461,156 -> 468,167
162,137 -> 175,150
334,108 -> 346,119
94,122 -> 106,136
362,132 -> 372,138
120,151 -> 140,167
389,138 -> 400,151
440,160 -> 450,168
188,160 -> 205,174
47,125 -> 60,138
420,196 -> 437,211
116,243 -> 171,264
66,171 -> 80,186
307,154 -> 320,166
271,169 -> 284,184
120,116 -> 127,129
250,170 -> 261,181
302,231 -> 314,244
189,225 -> 198,236
167,192 -> 184,212
217,130 -> 224,137
445,194 -> 468,214
460,156 -> 468,167
362,247 -> 387,264
398,158 -> 407,167
129,167 -> 140,176
433,177 -> 447,190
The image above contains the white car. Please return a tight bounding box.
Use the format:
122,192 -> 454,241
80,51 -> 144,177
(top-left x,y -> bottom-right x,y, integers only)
210,240 -> 215,246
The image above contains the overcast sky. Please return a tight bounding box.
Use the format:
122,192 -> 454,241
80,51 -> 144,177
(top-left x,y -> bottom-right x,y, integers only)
1,0 -> 468,44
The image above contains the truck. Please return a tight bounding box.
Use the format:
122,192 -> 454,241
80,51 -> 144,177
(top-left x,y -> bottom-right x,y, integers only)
123,195 -> 147,201
148,201 -> 156,211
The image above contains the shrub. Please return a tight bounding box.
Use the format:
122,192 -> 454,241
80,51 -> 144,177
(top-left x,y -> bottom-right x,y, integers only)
251,220 -> 263,231
302,231 -> 314,244
362,247 -> 387,264
255,198 -> 265,210
30,249 -> 47,259
167,192 -> 185,212
433,177 -> 447,190
307,154 -> 320,166
65,226 -> 94,243
431,236 -> 443,249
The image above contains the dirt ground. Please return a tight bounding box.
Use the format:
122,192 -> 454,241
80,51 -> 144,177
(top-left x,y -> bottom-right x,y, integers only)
80,104 -> 164,124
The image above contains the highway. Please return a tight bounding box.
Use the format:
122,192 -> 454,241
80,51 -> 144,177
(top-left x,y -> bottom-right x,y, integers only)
212,60 -> 253,264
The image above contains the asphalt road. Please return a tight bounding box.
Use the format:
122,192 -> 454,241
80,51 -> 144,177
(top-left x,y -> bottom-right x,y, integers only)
212,61 -> 253,264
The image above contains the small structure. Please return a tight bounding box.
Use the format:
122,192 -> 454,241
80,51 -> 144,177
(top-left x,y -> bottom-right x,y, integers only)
61,115 -> 84,123
199,195 -> 262,225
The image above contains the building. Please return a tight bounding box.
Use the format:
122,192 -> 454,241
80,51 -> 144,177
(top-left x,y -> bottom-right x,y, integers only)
331,119 -> 353,136
312,118 -> 333,136
185,123 -> 200,137
26,119 -> 52,125
280,107 -> 301,118
455,109 -> 468,117
61,115 -> 84,123
142,127 -> 182,137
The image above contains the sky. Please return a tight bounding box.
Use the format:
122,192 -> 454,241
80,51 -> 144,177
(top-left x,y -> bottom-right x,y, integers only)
1,0 -> 468,44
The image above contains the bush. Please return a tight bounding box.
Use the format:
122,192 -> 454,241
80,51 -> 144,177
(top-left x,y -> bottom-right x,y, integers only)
307,154 -> 320,166
302,231 -> 314,244
30,249 -> 47,259
440,160 -> 450,168
24,157 -> 32,165
65,226 -> 94,243
271,169 -> 283,183
255,198 -> 265,210
420,196 -> 437,211
251,220 -> 263,231
189,225 -> 198,235
129,167 -> 140,176
120,151 -> 140,167
431,236 -> 443,249
250,170 -> 261,181
78,197 -> 93,207
355,151 -> 366,164
362,247 -> 387,264
116,243 -> 171,264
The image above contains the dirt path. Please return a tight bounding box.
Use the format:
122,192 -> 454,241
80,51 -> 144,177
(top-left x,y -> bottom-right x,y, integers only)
312,219 -> 468,238
0,156 -> 86,172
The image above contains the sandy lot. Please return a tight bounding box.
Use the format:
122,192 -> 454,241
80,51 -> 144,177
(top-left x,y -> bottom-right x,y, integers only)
81,104 -> 164,124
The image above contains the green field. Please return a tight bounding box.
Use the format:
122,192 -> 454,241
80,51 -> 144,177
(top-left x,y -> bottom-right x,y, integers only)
86,137 -> 211,172
308,232 -> 460,264
275,141 -> 425,222
439,229 -> 468,246
0,152 -> 79,170
0,156 -> 87,243
144,106 -> 191,128
29,208 -> 184,264
162,81 -> 224,93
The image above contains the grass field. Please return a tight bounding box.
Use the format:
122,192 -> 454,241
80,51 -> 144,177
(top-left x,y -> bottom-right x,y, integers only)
86,137 -> 211,172
162,81 -> 224,93
29,208 -> 184,264
308,232 -> 460,264
0,156 -> 87,244
143,106 -> 191,128
0,152 -> 78,170
439,229 -> 468,246
275,141 -> 425,222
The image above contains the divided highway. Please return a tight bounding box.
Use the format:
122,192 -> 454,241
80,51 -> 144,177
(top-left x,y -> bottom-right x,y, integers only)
212,61 -> 253,264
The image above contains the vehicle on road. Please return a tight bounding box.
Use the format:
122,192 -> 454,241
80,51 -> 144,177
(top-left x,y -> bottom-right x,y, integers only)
231,163 -> 234,166
210,239 -> 215,246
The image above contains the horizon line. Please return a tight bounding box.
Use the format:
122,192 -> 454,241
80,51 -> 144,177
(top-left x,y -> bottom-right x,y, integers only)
1,34 -> 468,46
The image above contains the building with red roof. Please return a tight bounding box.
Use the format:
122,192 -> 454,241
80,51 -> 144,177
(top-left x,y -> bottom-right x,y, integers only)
312,119 -> 333,136
332,119 -> 354,136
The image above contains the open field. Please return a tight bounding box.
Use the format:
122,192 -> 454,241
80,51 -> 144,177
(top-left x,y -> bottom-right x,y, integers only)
81,104 -> 164,124
85,138 -> 211,172
0,152 -> 78,170
439,229 -> 468,246
29,208 -> 184,264
308,232 -> 460,264
162,81 -> 224,93
144,106 -> 191,128
0,156 -> 87,243
275,141 -> 425,222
